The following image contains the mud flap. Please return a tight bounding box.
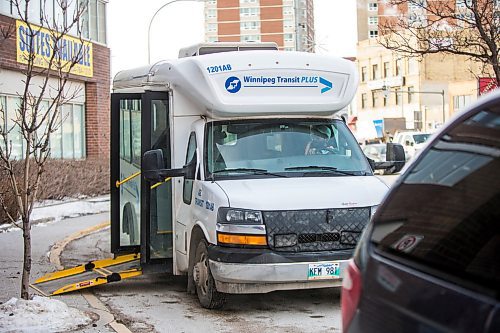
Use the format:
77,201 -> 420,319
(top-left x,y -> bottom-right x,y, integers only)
30,253 -> 142,296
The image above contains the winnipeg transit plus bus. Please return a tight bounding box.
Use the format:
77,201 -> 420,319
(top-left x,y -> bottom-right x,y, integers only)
108,43 -> 405,309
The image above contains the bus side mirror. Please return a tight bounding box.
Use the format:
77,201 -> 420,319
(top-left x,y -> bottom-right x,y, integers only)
372,143 -> 405,174
143,149 -> 186,182
386,143 -> 405,173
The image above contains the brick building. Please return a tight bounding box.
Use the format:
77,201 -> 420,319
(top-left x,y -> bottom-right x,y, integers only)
0,0 -> 110,159
204,0 -> 315,52
353,0 -> 498,138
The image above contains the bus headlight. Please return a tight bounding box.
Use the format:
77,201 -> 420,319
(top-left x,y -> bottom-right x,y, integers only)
217,207 -> 263,224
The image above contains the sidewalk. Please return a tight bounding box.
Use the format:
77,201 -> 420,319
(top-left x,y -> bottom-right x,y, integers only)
0,196 -> 120,333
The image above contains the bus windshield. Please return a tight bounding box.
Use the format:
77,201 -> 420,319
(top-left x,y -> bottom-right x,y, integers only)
205,119 -> 372,179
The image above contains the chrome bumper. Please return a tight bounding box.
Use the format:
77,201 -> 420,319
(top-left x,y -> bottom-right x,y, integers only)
209,259 -> 348,294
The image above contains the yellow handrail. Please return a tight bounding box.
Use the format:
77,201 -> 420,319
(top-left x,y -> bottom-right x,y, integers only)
115,172 -> 141,188
151,177 -> 171,189
116,172 -> 172,190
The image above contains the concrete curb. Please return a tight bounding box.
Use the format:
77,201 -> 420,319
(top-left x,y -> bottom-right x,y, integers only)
48,220 -> 133,333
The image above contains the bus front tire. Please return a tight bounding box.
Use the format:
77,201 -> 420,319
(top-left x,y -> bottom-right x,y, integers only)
193,240 -> 226,309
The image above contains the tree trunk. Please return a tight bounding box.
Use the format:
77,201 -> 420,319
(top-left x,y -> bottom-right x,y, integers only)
21,216 -> 31,300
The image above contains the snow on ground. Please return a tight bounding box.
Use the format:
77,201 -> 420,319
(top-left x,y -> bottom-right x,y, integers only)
0,296 -> 93,333
0,196 -> 109,233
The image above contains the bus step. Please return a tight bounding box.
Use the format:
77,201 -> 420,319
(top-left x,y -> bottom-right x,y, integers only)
30,253 -> 141,296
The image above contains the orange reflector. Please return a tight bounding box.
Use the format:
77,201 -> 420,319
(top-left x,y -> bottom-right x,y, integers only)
217,233 -> 267,246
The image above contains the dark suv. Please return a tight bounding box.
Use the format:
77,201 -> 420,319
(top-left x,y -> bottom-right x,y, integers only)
342,89 -> 500,333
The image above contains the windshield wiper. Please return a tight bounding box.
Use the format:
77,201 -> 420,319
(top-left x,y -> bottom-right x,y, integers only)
212,168 -> 288,178
284,166 -> 358,176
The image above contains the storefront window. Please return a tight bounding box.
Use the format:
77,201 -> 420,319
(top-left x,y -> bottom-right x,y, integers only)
6,97 -> 23,159
73,104 -> 84,159
50,107 -> 63,159
0,95 -> 85,160
62,104 -> 74,159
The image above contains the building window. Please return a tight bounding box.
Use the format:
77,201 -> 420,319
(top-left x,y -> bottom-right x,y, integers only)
241,34 -> 261,42
284,33 -> 294,42
372,64 -> 379,80
284,19 -> 294,29
453,95 -> 473,111
283,5 -> 293,16
240,0 -> 258,3
0,0 -> 11,15
207,36 -> 218,42
241,21 -> 260,30
240,7 -> 259,17
206,8 -> 217,18
408,86 -> 414,103
368,3 -> 378,11
368,16 -> 378,25
455,0 -> 472,9
372,91 -> 378,108
395,58 -> 402,76
1,95 -> 85,160
369,30 -> 378,38
81,0 -> 107,44
361,66 -> 367,82
383,94 -> 388,106
207,23 -> 217,32
395,88 -> 401,105
383,62 -> 390,78
361,93 -> 367,109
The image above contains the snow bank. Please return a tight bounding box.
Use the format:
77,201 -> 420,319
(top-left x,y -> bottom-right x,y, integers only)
0,296 -> 93,333
0,196 -> 109,233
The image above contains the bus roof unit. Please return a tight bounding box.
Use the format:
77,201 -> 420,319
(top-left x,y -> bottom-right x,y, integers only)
113,51 -> 358,118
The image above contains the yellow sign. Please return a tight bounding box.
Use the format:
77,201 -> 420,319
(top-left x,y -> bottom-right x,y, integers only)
16,20 -> 93,78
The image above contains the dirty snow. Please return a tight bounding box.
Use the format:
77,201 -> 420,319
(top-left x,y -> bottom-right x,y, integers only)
0,296 -> 93,333
0,196 -> 109,233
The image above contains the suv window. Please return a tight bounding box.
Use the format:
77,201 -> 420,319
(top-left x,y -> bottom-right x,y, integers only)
371,106 -> 500,292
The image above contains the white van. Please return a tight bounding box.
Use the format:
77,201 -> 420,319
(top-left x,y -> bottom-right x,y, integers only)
111,43 -> 405,308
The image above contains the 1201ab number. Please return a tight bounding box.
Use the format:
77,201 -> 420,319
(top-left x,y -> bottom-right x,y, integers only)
206,64 -> 232,73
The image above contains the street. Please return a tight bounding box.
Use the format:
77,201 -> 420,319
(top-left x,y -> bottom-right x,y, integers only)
62,226 -> 342,333
0,175 -> 398,333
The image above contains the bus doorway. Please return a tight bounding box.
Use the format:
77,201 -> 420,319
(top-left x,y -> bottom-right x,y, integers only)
111,91 -> 173,268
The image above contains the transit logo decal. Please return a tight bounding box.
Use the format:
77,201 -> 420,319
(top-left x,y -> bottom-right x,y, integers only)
225,76 -> 241,93
225,75 -> 333,94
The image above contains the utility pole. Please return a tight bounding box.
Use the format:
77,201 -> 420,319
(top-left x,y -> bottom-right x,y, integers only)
294,0 -> 301,51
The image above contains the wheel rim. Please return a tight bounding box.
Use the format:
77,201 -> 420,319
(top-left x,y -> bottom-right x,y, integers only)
194,251 -> 209,295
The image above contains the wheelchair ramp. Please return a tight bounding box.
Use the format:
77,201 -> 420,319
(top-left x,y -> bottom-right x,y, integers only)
30,253 -> 142,296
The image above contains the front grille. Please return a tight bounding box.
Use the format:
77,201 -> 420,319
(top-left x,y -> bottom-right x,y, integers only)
264,208 -> 370,252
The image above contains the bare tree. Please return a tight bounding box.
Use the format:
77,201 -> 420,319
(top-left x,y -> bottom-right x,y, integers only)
378,0 -> 499,83
0,0 -> 88,300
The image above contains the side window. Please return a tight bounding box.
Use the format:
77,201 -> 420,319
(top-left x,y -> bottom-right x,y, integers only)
183,132 -> 197,205
371,107 -> 500,293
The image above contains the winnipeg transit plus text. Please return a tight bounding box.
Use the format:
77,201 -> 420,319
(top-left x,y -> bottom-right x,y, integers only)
243,75 -> 320,85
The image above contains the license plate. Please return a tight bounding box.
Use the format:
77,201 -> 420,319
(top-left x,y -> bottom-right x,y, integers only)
308,262 -> 341,280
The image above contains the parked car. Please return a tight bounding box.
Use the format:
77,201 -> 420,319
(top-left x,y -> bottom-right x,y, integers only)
342,89 -> 500,333
393,131 -> 432,160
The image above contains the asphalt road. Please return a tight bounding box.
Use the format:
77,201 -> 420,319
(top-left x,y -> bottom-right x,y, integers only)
58,174 -> 400,333
1,174 -> 400,333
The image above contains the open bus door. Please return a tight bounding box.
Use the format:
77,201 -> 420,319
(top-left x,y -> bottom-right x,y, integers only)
110,91 -> 174,269
31,91 -> 174,296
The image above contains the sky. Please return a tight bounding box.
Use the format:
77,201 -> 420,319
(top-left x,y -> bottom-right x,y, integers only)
107,0 -> 357,77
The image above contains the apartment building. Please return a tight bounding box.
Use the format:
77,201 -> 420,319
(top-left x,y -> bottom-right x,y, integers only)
0,0 -> 110,159
354,0 -> 497,138
355,38 -> 488,138
204,0 -> 315,51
